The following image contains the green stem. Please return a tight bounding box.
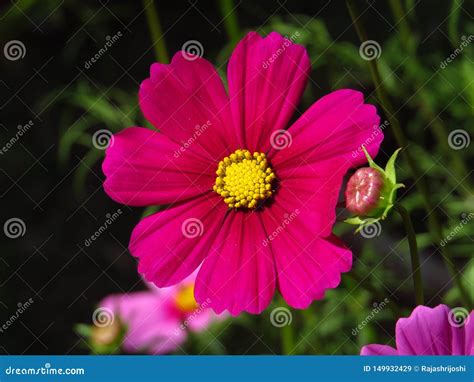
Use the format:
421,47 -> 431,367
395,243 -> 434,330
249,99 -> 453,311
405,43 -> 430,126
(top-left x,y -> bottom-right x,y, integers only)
277,297 -> 295,354
387,0 -> 471,195
281,320 -> 295,355
217,0 -> 241,46
143,0 -> 169,63
395,203 -> 424,305
346,0 -> 471,308
448,0 -> 462,48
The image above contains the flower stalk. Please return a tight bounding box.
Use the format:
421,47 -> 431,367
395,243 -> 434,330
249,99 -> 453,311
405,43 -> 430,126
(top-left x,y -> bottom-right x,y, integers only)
394,203 -> 424,306
143,0 -> 169,63
218,0 -> 241,46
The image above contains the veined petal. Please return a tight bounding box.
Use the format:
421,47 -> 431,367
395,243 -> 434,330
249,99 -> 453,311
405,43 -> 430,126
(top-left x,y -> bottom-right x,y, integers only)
269,89 -> 383,170
103,127 -> 214,206
228,32 -> 310,153
130,194 -> 227,287
139,53 -> 240,161
262,197 -> 352,309
195,211 -> 276,316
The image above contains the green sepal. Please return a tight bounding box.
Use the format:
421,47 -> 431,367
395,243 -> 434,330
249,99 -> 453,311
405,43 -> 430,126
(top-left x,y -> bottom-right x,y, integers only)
384,148 -> 402,184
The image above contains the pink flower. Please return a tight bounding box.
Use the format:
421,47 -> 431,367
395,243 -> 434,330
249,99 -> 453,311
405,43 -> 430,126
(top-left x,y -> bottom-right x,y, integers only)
361,305 -> 474,355
103,32 -> 383,316
100,273 -> 221,354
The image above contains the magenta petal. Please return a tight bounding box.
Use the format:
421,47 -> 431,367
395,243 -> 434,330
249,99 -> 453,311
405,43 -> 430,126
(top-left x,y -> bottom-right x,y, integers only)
195,212 -> 276,316
396,305 -> 457,355
266,223 -> 352,309
100,292 -> 185,354
102,127 -> 214,206
270,89 -> 382,169
228,32 -> 310,153
360,305 -> 473,356
361,344 -> 398,355
130,194 -> 227,287
139,53 -> 239,160
464,311 -> 474,355
272,158 -> 349,238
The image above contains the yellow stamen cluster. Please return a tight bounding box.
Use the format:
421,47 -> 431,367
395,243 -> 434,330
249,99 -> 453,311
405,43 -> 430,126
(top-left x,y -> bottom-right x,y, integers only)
175,284 -> 198,313
213,149 -> 276,209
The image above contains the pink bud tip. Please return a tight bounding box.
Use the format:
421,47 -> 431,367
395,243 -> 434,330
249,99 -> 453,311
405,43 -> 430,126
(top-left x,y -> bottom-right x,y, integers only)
345,167 -> 384,216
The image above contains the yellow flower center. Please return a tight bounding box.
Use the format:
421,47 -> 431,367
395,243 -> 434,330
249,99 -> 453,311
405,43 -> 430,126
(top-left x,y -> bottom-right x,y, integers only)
213,149 -> 276,209
175,284 -> 198,313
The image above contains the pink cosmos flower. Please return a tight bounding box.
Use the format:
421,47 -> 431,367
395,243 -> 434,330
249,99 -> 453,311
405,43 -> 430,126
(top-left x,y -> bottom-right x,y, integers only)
100,272 -> 221,354
102,31 -> 383,316
361,305 -> 474,355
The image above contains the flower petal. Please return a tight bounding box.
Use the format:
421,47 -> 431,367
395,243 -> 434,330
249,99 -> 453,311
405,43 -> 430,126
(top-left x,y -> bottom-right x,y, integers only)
228,32 -> 310,153
269,89 -> 382,169
262,198 -> 352,309
195,211 -> 276,316
101,292 -> 185,354
139,53 -> 239,161
395,305 -> 454,355
464,311 -> 474,355
360,344 -> 398,355
130,194 -> 227,287
272,158 -> 349,238
102,127 -> 214,206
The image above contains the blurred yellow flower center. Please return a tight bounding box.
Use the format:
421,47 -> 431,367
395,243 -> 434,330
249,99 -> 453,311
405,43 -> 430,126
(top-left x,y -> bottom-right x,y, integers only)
213,149 -> 275,209
91,320 -> 121,346
175,284 -> 198,313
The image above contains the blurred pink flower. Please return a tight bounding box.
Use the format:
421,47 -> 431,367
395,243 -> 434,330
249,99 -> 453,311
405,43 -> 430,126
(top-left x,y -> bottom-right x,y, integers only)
100,272 -> 223,354
361,305 -> 473,355
103,31 -> 383,316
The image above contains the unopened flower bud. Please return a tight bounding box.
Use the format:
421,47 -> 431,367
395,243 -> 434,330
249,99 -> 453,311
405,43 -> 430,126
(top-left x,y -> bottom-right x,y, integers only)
344,147 -> 404,230
345,167 -> 385,216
